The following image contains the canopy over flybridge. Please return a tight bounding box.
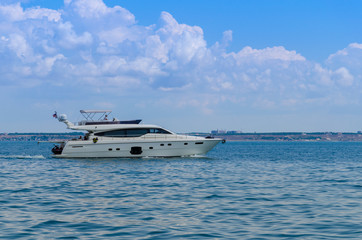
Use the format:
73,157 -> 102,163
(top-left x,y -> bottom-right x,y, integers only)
80,110 -> 112,121
80,110 -> 112,113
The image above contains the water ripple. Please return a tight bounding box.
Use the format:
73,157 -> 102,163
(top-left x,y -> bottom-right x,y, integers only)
0,141 -> 361,239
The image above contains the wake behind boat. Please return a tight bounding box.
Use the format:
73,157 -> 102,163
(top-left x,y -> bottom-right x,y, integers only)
51,110 -> 223,158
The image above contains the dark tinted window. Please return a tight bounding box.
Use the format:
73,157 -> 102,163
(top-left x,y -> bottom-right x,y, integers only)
95,129 -> 126,137
95,128 -> 171,137
126,128 -> 149,137
149,128 -> 172,134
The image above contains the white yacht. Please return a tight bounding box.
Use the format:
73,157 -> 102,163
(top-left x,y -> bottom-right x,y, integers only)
51,110 -> 223,158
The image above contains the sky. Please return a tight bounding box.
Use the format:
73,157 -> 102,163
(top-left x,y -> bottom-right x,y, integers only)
1,0 -> 362,133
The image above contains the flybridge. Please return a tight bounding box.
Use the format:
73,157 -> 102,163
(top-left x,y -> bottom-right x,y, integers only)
55,110 -> 142,131
78,110 -> 142,125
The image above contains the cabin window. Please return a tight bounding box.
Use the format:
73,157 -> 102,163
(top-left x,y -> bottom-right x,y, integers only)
168,143 -> 172,146
149,128 -> 172,134
95,129 -> 127,137
108,148 -> 112,151
149,147 -> 153,149
184,143 -> 188,145
160,144 -> 164,146
94,128 -> 171,138
116,148 -> 120,151
195,142 -> 204,145
126,129 -> 149,137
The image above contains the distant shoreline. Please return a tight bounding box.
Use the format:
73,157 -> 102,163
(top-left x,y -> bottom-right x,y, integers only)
2,132 -> 362,142
192,132 -> 362,142
0,132 -> 84,142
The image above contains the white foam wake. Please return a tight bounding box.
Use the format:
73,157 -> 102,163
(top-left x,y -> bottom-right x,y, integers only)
0,155 -> 46,159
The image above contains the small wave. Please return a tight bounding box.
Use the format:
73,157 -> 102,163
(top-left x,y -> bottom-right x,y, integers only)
0,155 -> 45,159
188,154 -> 208,158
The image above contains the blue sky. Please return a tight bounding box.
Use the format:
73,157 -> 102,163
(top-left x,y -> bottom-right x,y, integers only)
1,0 -> 362,133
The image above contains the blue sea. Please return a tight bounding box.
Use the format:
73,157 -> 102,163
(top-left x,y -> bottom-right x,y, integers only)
1,141 -> 362,239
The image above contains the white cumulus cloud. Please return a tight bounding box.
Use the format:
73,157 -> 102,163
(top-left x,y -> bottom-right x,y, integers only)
0,0 -> 362,116
0,3 -> 60,22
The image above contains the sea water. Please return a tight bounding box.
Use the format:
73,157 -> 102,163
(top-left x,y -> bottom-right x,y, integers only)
0,141 -> 361,239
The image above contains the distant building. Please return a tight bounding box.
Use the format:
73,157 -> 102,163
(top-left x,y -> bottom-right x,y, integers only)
211,130 -> 242,135
226,131 -> 242,134
211,129 -> 227,134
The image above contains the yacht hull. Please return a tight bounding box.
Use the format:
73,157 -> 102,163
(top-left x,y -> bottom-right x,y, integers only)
53,138 -> 222,158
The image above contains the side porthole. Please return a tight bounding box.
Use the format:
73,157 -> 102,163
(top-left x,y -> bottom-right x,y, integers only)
149,147 -> 153,149
108,148 -> 112,151
116,148 -> 120,151
195,142 -> 204,145
160,144 -> 164,146
184,143 -> 188,145
168,143 -> 172,146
